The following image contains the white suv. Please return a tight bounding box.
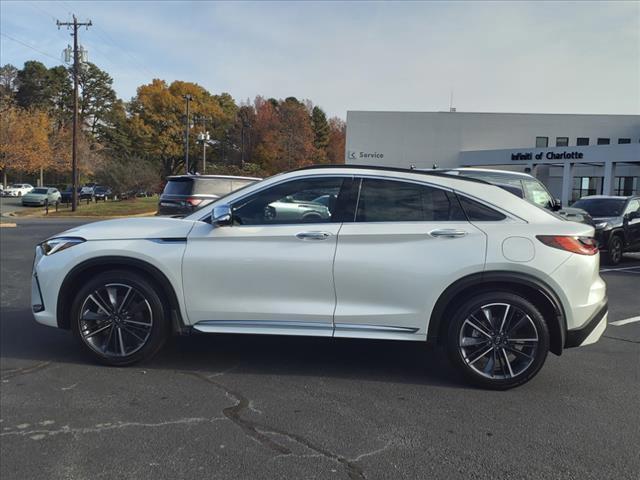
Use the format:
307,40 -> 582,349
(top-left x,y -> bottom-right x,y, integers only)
32,166 -> 607,389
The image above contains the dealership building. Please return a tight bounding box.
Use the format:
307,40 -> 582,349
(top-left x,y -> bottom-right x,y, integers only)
345,111 -> 640,206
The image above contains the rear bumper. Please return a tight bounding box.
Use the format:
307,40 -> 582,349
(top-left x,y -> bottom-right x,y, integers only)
565,299 -> 608,348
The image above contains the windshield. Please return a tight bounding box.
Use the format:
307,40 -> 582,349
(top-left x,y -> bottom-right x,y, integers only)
571,198 -> 626,217
32,188 -> 48,194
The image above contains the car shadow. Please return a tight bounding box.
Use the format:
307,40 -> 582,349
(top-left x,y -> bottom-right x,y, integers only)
0,306 -> 466,389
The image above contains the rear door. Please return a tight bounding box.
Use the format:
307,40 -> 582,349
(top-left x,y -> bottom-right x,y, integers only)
333,177 -> 486,339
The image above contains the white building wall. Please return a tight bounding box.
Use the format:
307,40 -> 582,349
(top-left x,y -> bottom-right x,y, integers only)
346,111 -> 640,170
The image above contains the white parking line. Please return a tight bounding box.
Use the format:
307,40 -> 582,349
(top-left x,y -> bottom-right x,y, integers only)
600,266 -> 640,273
609,317 -> 640,327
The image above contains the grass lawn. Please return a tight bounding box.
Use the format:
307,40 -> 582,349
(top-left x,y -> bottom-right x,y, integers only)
20,196 -> 158,217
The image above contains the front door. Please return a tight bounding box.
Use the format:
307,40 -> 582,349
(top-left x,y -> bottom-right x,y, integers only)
182,176 -> 351,336
333,177 -> 487,339
624,199 -> 640,248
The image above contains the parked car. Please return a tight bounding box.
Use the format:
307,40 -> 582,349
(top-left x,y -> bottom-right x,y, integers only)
80,183 -> 97,199
3,183 -> 34,197
32,165 -> 607,389
157,174 -> 260,216
571,195 -> 640,265
60,187 -> 85,203
21,187 -> 61,206
93,186 -> 114,201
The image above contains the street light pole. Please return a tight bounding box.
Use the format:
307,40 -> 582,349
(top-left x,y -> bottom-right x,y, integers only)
183,94 -> 192,174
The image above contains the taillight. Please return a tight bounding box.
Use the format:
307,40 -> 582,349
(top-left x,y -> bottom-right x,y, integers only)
186,197 -> 203,207
536,236 -> 598,255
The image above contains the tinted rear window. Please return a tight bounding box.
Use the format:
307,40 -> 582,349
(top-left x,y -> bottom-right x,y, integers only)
355,178 -> 466,222
571,198 -> 626,217
163,179 -> 194,196
193,179 -> 234,196
457,195 -> 506,221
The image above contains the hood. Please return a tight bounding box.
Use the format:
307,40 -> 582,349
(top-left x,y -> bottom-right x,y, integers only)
55,217 -> 197,241
592,216 -> 622,228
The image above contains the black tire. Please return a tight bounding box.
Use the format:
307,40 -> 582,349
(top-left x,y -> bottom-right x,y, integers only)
446,292 -> 550,390
70,270 -> 169,366
603,234 -> 623,266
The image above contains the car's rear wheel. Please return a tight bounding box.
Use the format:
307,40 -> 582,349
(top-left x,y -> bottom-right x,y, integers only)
446,292 -> 550,390
70,270 -> 169,366
603,235 -> 623,265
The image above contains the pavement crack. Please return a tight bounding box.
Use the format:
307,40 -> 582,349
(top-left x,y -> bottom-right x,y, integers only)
1,361 -> 51,380
183,371 -> 367,480
603,335 -> 640,344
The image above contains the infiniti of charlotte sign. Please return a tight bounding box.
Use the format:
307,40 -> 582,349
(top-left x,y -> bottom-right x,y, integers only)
511,151 -> 585,161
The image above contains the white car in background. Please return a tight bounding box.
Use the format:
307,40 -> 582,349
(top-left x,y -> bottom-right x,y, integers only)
21,187 -> 62,206
31,166 -> 607,389
3,183 -> 34,197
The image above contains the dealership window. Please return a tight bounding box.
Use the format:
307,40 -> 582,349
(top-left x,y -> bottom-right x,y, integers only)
576,137 -> 589,146
617,138 -> 631,144
597,138 -> 610,145
535,136 -> 548,148
556,137 -> 569,147
614,177 -> 638,196
572,177 -> 602,202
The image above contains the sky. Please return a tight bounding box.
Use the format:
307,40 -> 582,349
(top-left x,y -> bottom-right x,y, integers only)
1,1 -> 639,119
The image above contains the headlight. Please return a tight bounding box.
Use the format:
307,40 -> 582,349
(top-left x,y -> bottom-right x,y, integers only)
595,222 -> 609,230
40,237 -> 85,256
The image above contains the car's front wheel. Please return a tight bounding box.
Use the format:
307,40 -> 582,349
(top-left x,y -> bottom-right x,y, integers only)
603,234 -> 623,265
70,270 -> 169,366
446,292 -> 550,390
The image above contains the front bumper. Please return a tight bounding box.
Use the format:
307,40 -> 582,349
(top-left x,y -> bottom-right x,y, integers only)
565,299 -> 608,348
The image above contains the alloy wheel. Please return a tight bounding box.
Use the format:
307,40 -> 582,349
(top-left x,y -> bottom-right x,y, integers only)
610,238 -> 622,264
78,282 -> 153,357
458,302 -> 539,379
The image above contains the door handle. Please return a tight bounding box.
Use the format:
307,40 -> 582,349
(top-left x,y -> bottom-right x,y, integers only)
429,229 -> 467,238
296,231 -> 332,241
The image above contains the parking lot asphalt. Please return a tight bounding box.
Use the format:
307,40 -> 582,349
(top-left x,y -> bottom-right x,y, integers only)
0,197 -> 31,217
1,218 -> 639,480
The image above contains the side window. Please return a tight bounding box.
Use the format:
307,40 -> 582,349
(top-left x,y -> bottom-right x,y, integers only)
457,195 -> 506,221
355,178 -> 465,222
522,179 -> 553,209
233,177 -> 345,225
625,200 -> 640,215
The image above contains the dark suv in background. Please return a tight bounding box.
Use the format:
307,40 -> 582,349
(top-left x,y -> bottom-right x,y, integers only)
571,195 -> 640,265
157,175 -> 260,216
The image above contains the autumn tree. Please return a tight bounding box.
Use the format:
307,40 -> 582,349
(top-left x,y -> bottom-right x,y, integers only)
326,117 -> 346,164
127,79 -> 229,177
0,106 -> 53,185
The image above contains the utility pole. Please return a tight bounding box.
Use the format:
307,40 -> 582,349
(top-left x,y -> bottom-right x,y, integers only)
195,115 -> 210,174
57,15 -> 91,212
183,94 -> 193,174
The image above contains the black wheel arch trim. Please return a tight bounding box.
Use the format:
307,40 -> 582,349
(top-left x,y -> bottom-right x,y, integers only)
428,270 -> 567,355
57,256 -> 187,333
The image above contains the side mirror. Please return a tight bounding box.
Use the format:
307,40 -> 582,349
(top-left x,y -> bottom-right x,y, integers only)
552,198 -> 562,211
211,204 -> 232,227
628,211 -> 639,220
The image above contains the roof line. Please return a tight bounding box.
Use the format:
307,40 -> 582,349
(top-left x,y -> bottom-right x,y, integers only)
291,164 -> 491,185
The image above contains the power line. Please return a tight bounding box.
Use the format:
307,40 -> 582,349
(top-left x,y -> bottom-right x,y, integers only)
0,32 -> 62,62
